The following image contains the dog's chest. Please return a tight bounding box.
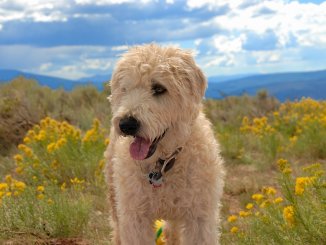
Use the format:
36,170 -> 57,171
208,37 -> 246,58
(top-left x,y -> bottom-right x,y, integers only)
147,177 -> 193,219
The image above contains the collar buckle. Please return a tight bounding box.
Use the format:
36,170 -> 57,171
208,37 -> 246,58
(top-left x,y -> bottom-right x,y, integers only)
148,147 -> 182,188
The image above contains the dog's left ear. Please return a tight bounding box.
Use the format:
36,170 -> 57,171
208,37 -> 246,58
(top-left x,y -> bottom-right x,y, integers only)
193,65 -> 207,101
178,51 -> 207,103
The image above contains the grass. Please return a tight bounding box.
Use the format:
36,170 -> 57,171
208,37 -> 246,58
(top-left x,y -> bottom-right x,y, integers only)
0,187 -> 91,239
0,116 -> 109,243
222,160 -> 326,244
0,79 -> 325,244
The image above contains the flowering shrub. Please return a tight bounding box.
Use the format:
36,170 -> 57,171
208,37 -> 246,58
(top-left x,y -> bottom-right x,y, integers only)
235,98 -> 326,165
13,117 -> 108,188
0,117 -> 109,240
223,159 -> 326,244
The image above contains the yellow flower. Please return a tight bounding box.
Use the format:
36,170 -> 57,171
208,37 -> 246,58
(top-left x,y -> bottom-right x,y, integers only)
27,129 -> 36,138
70,177 -> 85,185
5,175 -> 12,184
273,197 -> 283,204
289,136 -> 298,144
37,194 -> 45,200
273,111 -> 279,117
15,167 -> 24,174
252,193 -> 264,202
0,183 -> 9,191
277,159 -> 288,171
24,148 -> 33,157
23,137 -> 31,144
154,219 -> 166,245
0,191 -> 5,198
314,170 -> 325,177
18,144 -> 27,151
98,159 -> 105,170
13,191 -> 20,196
18,144 -> 33,157
302,163 -> 321,172
6,192 -> 12,197
47,143 -> 56,153
13,154 -> 23,162
93,118 -> 100,129
47,199 -> 54,205
259,200 -> 270,208
14,181 -> 26,191
83,129 -> 97,142
283,206 -> 295,226
282,168 -> 292,175
230,226 -> 239,233
245,203 -> 254,210
239,211 -> 251,217
37,185 -> 45,192
295,177 -> 315,195
263,187 -> 276,195
105,138 -> 110,146
56,137 -> 67,148
61,182 -> 66,191
227,215 -> 237,222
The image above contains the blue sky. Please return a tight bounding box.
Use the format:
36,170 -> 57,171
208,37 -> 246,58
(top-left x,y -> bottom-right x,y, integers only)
0,0 -> 325,79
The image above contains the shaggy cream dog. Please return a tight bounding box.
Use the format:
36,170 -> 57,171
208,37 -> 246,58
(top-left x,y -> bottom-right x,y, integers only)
105,44 -> 225,245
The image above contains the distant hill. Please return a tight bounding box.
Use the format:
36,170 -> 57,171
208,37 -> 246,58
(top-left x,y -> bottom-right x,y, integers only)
1,69 -> 326,101
206,70 -> 326,101
0,69 -> 105,90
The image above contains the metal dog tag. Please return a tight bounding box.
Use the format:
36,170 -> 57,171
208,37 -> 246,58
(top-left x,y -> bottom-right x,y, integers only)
148,171 -> 163,187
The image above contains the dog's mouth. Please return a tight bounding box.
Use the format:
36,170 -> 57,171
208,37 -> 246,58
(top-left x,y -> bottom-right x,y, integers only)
129,130 -> 167,161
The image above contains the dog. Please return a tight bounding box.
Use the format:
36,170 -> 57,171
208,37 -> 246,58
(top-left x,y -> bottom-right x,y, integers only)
105,44 -> 225,245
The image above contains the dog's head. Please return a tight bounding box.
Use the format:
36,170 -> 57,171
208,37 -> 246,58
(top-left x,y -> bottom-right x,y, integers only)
110,44 -> 207,161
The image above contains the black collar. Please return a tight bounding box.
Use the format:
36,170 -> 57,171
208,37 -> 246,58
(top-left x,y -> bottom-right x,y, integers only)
148,147 -> 183,188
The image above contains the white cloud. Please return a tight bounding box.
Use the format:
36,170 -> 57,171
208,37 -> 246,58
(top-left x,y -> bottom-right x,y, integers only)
253,51 -> 281,64
186,0 -> 235,10
194,39 -> 202,46
111,45 -> 129,51
83,58 -> 112,70
45,65 -> 89,79
0,0 -> 325,77
39,62 -> 53,71
74,0 -> 151,5
212,34 -> 245,53
211,0 -> 326,48
205,54 -> 236,67
0,0 -> 69,23
40,58 -> 113,79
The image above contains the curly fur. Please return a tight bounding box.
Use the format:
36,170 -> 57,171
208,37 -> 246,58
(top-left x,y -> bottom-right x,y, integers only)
105,44 -> 225,245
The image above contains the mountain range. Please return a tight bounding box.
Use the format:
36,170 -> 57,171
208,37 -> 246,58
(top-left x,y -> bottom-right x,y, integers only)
1,69 -> 326,101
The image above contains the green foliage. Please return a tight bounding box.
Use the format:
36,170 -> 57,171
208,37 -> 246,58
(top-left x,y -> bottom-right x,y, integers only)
223,160 -> 326,245
0,78 -> 325,244
0,118 -> 108,242
0,187 -> 91,239
205,95 -> 326,167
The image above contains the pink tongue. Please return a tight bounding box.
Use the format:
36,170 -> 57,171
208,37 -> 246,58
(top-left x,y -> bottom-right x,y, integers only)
130,136 -> 151,160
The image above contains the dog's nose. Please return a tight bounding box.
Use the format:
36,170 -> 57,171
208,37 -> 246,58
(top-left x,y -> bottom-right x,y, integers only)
119,116 -> 140,136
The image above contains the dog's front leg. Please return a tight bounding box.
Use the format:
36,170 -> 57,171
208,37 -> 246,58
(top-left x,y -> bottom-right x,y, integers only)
181,216 -> 220,245
118,211 -> 154,245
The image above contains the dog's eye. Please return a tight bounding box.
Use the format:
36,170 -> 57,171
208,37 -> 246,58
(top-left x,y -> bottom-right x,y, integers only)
152,84 -> 167,96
